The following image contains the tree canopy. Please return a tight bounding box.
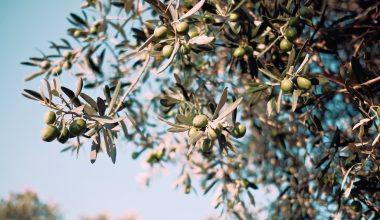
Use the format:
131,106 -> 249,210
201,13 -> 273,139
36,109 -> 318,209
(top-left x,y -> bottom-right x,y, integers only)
22,0 -> 380,219
0,190 -> 61,220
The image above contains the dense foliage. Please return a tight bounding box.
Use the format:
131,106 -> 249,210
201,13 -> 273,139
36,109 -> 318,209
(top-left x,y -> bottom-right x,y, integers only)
0,190 -> 61,220
22,0 -> 380,219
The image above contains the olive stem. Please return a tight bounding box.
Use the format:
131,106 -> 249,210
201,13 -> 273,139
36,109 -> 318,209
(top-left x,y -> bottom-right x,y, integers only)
111,54 -> 150,116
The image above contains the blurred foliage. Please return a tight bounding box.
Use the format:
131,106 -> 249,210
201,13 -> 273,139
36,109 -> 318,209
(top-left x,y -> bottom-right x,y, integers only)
0,190 -> 61,220
22,0 -> 380,219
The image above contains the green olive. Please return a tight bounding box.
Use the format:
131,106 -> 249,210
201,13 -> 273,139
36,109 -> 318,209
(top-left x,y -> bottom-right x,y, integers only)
201,138 -> 213,153
299,6 -> 313,19
232,123 -> 246,138
297,77 -> 312,90
188,28 -> 199,38
192,114 -> 208,128
63,61 -> 72,70
207,126 -> 221,140
280,38 -> 293,52
229,13 -> 239,22
44,111 -> 56,125
162,45 -> 174,58
176,22 -> 189,34
89,26 -> 98,34
202,14 -> 214,24
51,66 -> 62,76
154,26 -> 168,39
40,60 -> 50,69
288,17 -> 300,27
183,185 -> 191,194
69,119 -> 87,136
244,45 -> 254,55
233,47 -> 245,59
41,125 -> 59,142
180,44 -> 191,55
57,127 -> 70,144
285,27 -> 298,41
73,30 -> 84,38
350,201 -> 362,212
188,127 -> 199,137
280,78 -> 294,93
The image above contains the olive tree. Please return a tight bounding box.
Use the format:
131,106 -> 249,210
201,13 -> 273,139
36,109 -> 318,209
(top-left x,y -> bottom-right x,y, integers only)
0,190 -> 61,220
22,0 -> 380,219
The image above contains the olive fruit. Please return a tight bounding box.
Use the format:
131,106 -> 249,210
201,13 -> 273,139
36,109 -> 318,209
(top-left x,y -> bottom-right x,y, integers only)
41,125 -> 59,142
350,201 -> 362,212
175,22 -> 189,34
201,138 -> 213,153
183,185 -> 191,194
297,77 -> 312,90
280,78 -> 294,93
280,38 -> 292,52
207,127 -> 221,140
63,51 -> 73,59
299,6 -> 313,19
154,26 -> 168,39
51,66 -> 62,76
229,13 -> 239,22
89,26 -> 98,34
202,14 -> 214,24
162,45 -> 174,58
69,119 -> 87,136
188,126 -> 199,137
188,28 -> 199,38
40,60 -> 50,69
232,123 -> 246,138
63,61 -> 72,70
44,111 -> 56,125
73,30 -> 84,38
321,83 -> 333,93
192,114 -> 208,128
180,44 -> 191,55
288,17 -> 300,27
233,47 -> 245,59
377,107 -> 380,116
244,45 -> 254,55
131,152 -> 139,159
285,27 -> 298,41
57,127 -> 70,144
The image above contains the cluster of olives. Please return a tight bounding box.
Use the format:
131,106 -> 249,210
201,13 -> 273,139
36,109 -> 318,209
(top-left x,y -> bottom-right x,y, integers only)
188,114 -> 246,153
280,76 -> 312,93
46,50 -> 74,76
153,20 -> 196,58
279,6 -> 313,52
40,111 -> 87,144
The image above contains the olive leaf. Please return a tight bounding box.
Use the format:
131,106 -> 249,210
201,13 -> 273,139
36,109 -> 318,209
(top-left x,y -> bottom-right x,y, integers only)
74,77 -> 83,97
107,80 -> 122,115
41,79 -> 52,104
188,35 -> 215,45
156,41 -> 180,74
178,0 -> 205,21
291,89 -> 302,112
215,97 -> 243,122
80,93 -> 98,111
212,87 -> 228,120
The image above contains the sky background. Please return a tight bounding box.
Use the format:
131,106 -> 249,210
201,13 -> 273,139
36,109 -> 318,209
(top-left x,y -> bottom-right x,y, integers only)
0,1 -> 274,219
0,1 -> 220,219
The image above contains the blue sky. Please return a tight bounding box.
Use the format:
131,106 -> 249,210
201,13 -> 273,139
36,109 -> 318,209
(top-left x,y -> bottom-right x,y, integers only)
0,1 -> 219,219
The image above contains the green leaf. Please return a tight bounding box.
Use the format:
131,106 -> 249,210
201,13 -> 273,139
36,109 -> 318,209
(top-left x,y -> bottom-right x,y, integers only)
178,0 -> 205,21
215,97 -> 243,122
212,87 -> 228,120
189,130 -> 204,145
